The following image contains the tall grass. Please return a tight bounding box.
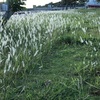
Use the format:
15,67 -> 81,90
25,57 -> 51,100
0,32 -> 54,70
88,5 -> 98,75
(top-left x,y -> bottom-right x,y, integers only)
0,10 -> 80,74
0,9 -> 100,99
0,9 -> 100,77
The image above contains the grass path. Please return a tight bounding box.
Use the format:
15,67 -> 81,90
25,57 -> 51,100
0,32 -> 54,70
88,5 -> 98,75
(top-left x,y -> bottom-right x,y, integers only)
1,36 -> 100,100
0,9 -> 100,100
23,37 -> 100,100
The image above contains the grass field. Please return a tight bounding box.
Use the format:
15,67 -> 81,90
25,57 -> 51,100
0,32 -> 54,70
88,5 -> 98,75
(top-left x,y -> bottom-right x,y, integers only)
0,9 -> 100,100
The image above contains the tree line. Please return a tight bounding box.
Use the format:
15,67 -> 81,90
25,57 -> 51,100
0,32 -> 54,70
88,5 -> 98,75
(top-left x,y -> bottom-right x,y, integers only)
61,0 -> 86,6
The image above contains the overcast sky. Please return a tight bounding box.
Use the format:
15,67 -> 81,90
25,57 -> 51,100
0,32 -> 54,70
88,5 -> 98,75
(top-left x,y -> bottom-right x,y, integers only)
25,0 -> 60,8
0,0 -> 61,8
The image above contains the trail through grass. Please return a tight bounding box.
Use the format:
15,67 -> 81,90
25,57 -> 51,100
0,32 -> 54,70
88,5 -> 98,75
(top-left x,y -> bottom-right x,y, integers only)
1,35 -> 100,100
26,36 -> 100,100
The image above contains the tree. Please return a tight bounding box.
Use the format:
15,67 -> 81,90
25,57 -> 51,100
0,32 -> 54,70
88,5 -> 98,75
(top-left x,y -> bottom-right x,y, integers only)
61,0 -> 87,8
78,0 -> 86,3
62,0 -> 77,5
2,0 -> 26,26
62,0 -> 87,5
7,0 -> 26,12
61,0 -> 78,9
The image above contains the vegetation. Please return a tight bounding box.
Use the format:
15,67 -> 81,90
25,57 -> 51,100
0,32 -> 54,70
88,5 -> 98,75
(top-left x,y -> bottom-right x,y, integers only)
7,0 -> 26,12
61,0 -> 86,6
0,9 -> 100,99
43,0 -> 86,8
2,0 -> 26,26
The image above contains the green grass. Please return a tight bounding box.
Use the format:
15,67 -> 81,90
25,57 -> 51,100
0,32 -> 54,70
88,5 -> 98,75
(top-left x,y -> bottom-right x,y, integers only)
0,9 -> 100,100
1,34 -> 100,100
28,35 -> 100,100
78,8 -> 100,15
1,36 -> 100,100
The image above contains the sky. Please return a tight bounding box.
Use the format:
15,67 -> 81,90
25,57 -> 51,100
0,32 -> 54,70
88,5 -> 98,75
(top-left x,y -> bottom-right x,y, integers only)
25,0 -> 60,8
0,0 -> 60,8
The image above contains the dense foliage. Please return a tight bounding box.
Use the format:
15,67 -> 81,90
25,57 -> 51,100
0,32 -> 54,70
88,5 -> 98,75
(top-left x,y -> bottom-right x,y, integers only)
61,0 -> 86,5
7,0 -> 26,12
2,0 -> 26,26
